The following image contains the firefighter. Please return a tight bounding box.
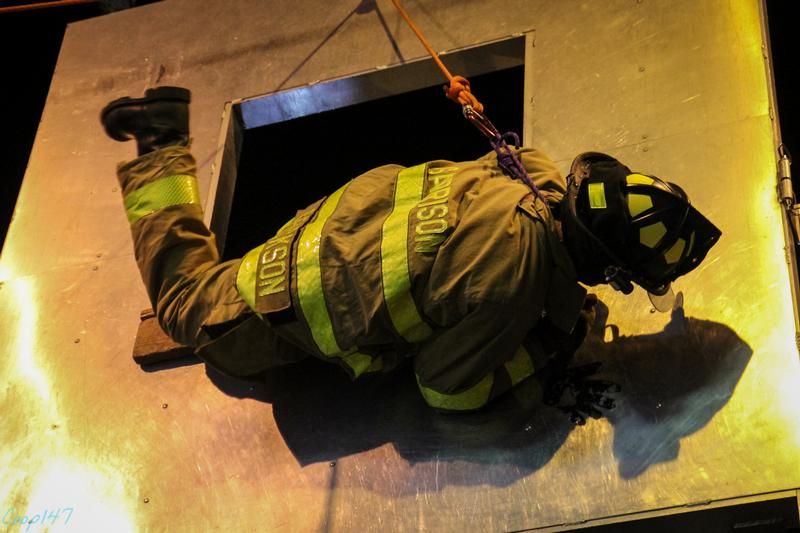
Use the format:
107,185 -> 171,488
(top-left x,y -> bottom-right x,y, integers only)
100,86 -> 720,418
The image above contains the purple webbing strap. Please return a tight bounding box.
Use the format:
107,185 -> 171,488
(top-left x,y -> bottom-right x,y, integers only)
490,131 -> 545,202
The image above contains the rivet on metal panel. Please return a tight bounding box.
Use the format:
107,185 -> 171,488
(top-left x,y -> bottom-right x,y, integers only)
162,403 -> 168,409
329,462 -> 336,467
143,498 -> 150,504
642,146 -> 649,152
641,134 -> 648,140
92,266 -> 99,271
650,308 -> 656,313
74,338 -> 80,344
638,66 -> 646,72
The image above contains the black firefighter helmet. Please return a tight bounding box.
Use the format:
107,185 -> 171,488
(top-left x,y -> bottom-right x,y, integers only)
561,152 -> 721,297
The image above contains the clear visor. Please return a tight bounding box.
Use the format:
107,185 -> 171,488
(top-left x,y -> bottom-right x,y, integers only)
648,284 -> 676,313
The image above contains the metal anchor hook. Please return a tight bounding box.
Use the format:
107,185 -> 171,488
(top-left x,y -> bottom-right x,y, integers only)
462,104 -> 500,140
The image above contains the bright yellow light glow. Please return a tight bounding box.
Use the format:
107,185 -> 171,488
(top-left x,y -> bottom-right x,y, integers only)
0,274 -> 58,516
730,0 -> 770,116
0,450 -> 25,523
11,277 -> 52,406
1,273 -> 138,532
18,459 -> 137,533
0,264 -> 11,283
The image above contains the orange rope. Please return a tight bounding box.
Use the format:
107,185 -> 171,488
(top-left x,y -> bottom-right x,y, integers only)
389,0 -> 484,113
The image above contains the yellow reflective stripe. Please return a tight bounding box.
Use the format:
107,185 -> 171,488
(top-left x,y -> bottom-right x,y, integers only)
296,186 -> 347,355
664,237 -> 686,264
504,346 -> 535,386
124,174 -> 200,224
626,173 -> 655,185
416,373 -> 494,411
295,184 -> 372,376
342,352 -> 374,376
587,182 -> 607,209
365,356 -> 384,373
627,192 -> 653,218
640,221 -> 667,248
381,164 -> 433,343
236,244 -> 262,310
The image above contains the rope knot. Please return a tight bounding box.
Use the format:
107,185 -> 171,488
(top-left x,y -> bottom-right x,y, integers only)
444,75 -> 483,114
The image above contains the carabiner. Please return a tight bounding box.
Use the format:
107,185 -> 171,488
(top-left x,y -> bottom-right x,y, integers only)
462,104 -> 500,140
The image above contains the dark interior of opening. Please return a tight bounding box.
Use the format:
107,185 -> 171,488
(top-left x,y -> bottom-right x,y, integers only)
222,65 -> 524,260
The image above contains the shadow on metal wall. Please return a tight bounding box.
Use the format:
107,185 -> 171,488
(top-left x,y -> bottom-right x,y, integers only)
173,298 -> 753,493
588,301 -> 755,480
144,307 -> 751,491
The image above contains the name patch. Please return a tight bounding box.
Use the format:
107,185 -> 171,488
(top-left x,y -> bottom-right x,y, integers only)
254,197 -> 325,314
414,166 -> 457,253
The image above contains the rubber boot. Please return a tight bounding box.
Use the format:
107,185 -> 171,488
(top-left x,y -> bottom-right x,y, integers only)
100,86 -> 191,156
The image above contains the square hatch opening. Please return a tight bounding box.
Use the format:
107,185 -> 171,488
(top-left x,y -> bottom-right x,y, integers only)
206,35 -> 530,260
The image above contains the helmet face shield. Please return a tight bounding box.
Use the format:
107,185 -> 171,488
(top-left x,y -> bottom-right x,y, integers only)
565,152 -> 721,294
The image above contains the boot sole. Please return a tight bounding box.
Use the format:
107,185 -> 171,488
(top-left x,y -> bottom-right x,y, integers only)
100,86 -> 191,141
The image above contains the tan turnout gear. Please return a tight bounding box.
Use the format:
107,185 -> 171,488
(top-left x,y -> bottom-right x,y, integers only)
117,144 -> 586,410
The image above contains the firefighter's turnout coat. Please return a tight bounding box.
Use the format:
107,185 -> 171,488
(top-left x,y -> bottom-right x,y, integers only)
117,145 -> 586,411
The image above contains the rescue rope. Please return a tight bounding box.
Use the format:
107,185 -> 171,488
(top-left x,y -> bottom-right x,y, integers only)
389,0 -> 544,200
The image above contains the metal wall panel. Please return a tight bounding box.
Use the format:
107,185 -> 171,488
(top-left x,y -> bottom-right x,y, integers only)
1,0 -> 797,531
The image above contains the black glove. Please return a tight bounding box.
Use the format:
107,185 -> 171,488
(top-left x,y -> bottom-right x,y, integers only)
536,293 -> 598,356
542,361 -> 620,426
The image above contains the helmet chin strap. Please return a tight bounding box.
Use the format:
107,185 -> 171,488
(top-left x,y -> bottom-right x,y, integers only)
603,266 -> 634,294
563,177 -> 634,290
604,263 -> 677,312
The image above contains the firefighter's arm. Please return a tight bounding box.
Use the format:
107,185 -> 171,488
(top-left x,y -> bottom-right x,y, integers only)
117,146 -> 248,348
413,299 -> 544,411
512,294 -> 621,424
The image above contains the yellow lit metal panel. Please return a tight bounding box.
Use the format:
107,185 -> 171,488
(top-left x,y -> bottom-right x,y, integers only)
1,0 -> 797,531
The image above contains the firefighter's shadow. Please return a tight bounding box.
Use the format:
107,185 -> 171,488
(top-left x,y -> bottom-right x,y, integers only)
207,296 -> 752,492
581,298 -> 754,479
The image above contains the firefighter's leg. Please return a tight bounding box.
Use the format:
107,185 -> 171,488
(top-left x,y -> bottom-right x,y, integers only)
103,88 -> 306,377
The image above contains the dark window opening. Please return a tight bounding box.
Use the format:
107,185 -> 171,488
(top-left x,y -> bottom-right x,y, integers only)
222,65 -> 524,261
